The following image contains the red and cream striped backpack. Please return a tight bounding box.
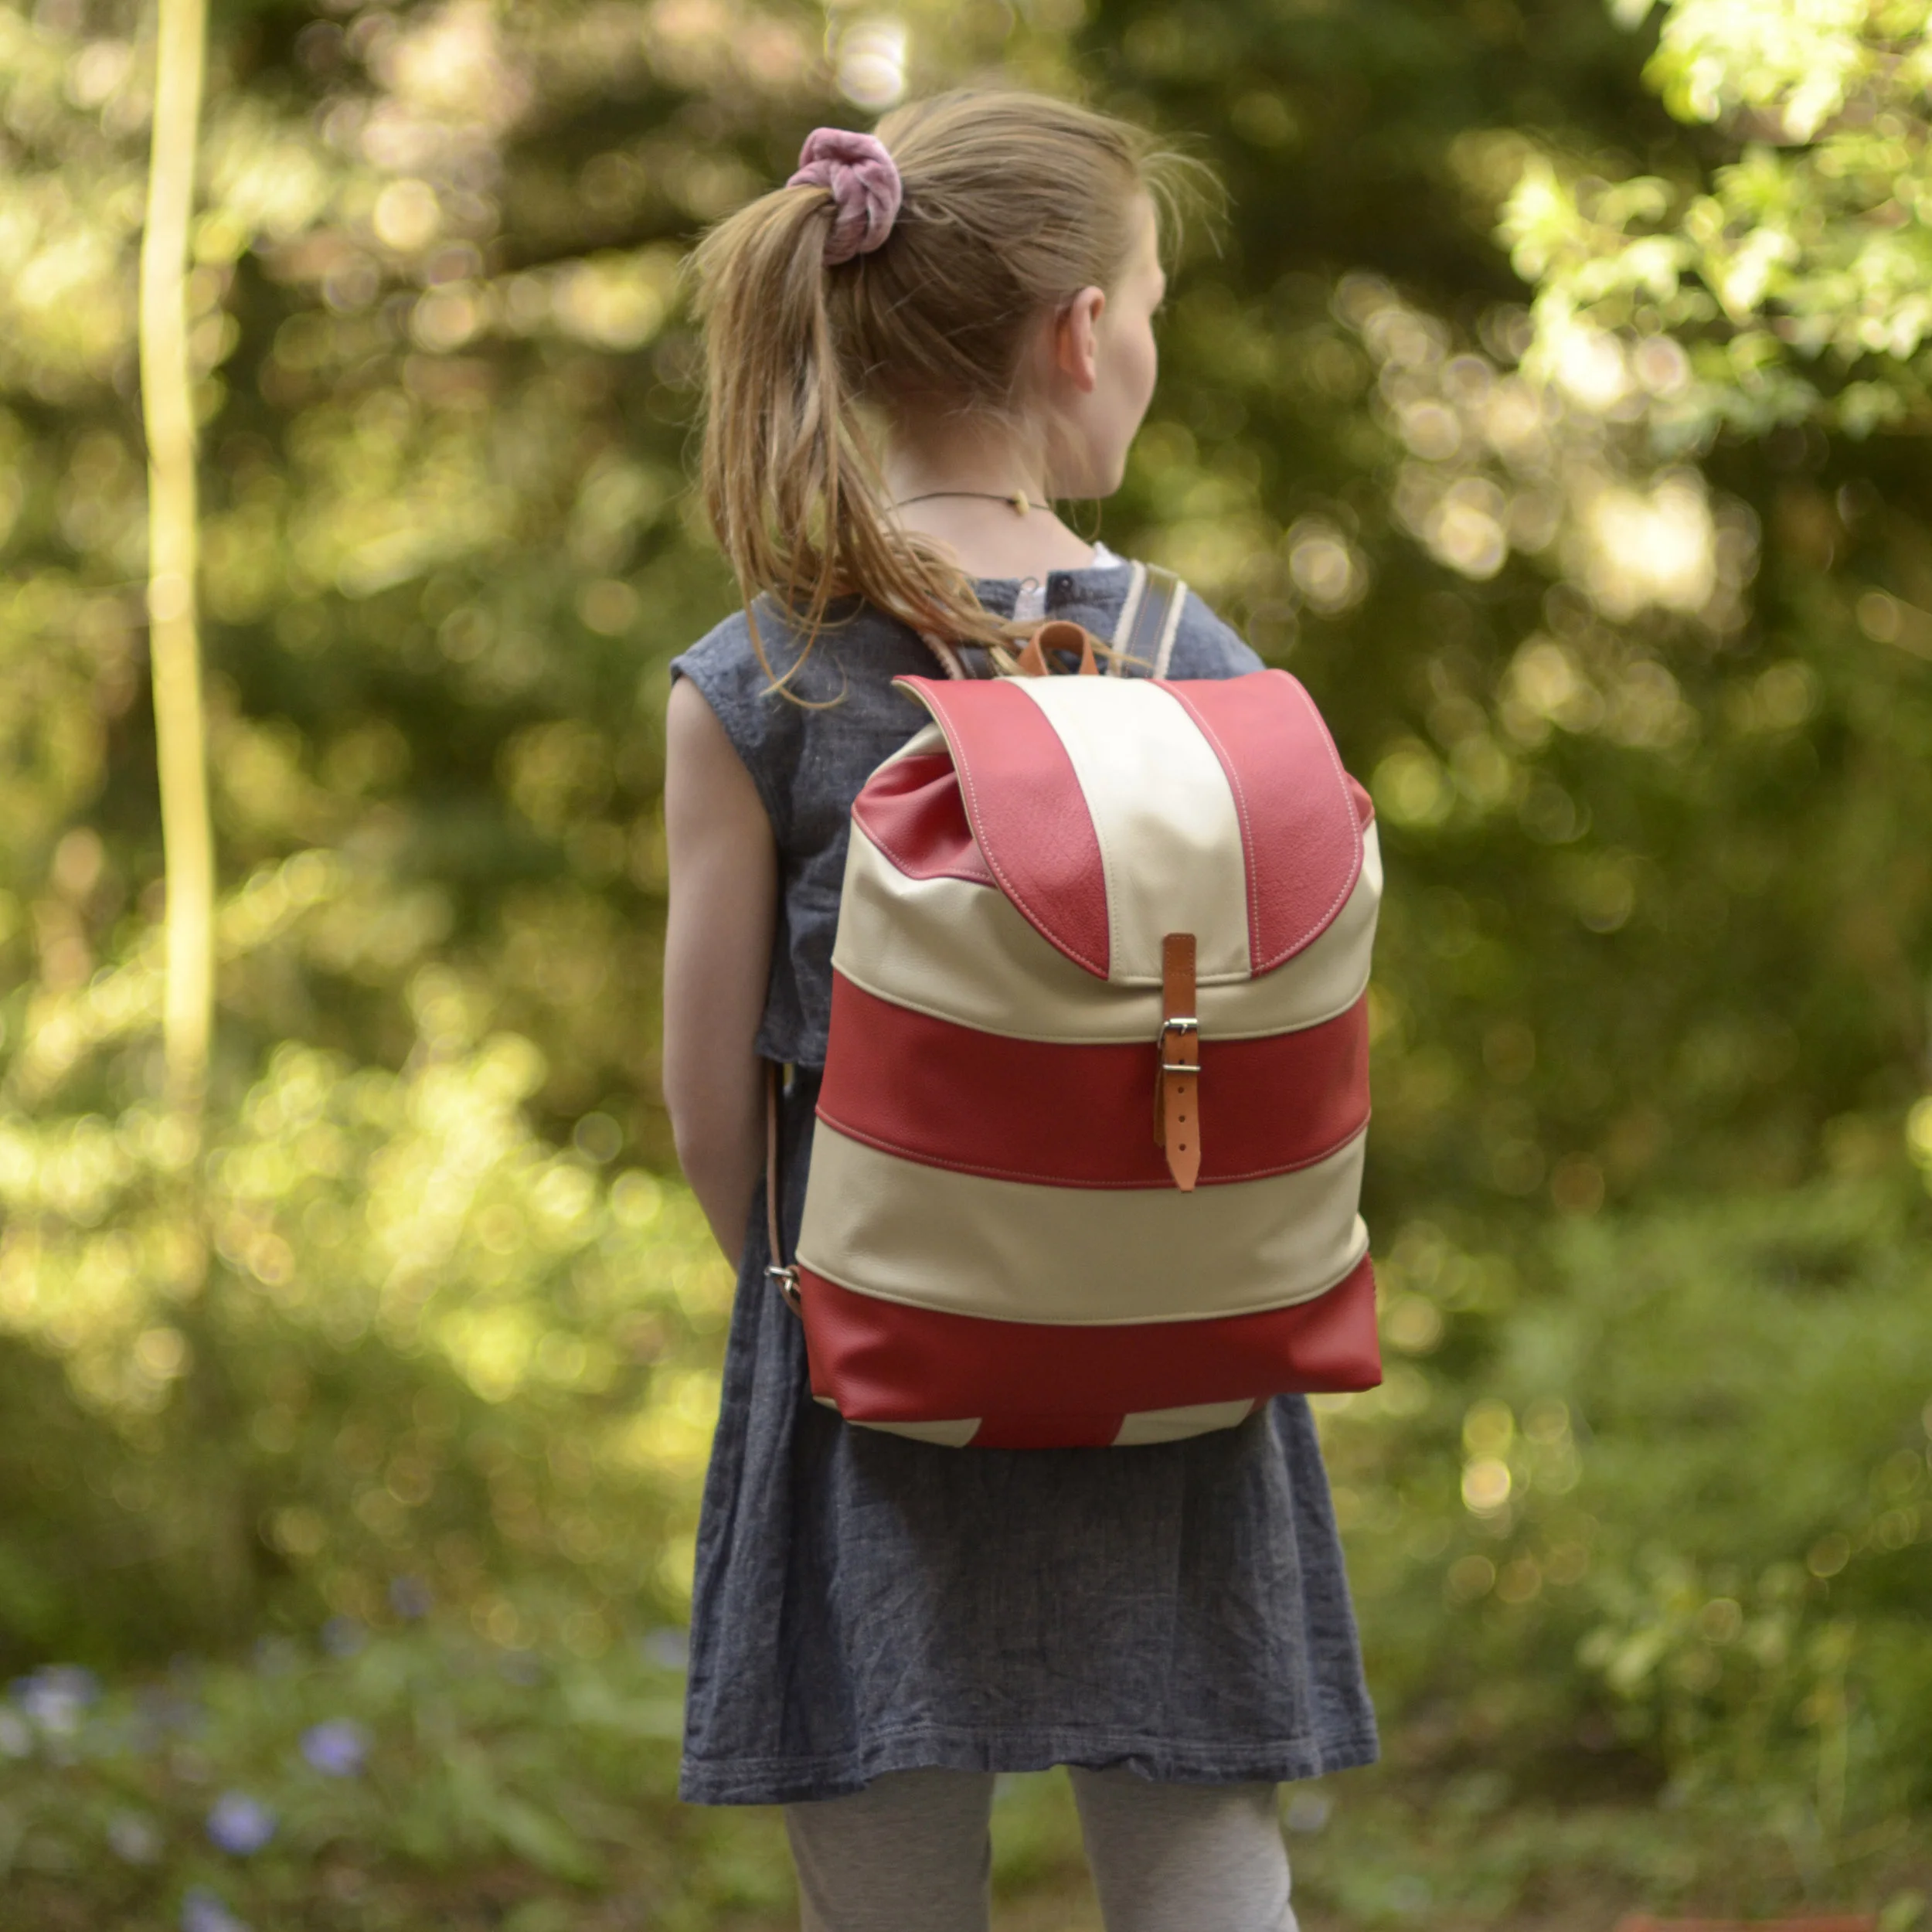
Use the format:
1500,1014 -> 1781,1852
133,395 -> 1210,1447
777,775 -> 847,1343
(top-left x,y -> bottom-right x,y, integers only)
766,570 -> 1383,1449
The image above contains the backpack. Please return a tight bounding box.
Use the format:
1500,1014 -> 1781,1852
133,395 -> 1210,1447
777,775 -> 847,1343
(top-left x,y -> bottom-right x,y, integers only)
765,568 -> 1383,1448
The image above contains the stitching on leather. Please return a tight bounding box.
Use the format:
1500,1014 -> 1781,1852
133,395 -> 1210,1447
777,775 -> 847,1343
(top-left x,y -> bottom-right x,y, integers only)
1267,674 -> 1366,973
1168,672 -> 1366,978
828,934 -> 1376,1045
933,685 -> 1111,978
811,1104 -> 1370,1189
851,802 -> 995,889
864,848 -> 997,889
795,1223 -> 1374,1326
1036,684 -> 1127,983
1158,680 -> 1262,975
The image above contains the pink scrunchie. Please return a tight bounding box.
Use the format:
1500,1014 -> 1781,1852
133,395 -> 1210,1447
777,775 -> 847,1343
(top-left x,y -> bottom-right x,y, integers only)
787,128 -> 902,266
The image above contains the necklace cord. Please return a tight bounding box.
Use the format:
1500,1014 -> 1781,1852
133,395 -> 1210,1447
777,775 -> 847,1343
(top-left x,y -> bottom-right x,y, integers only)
893,488 -> 1036,515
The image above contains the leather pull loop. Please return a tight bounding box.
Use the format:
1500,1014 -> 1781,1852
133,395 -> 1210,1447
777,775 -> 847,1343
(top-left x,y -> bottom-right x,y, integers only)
1015,619 -> 1101,677
1154,932 -> 1201,1192
764,1060 -> 802,1315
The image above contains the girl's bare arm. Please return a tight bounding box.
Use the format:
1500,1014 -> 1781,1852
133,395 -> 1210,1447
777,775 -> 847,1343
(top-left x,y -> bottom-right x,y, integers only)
662,677 -> 777,1268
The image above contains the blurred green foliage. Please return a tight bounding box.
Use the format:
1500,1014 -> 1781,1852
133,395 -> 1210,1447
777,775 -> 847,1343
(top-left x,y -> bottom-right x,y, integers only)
2,1619 -> 1926,1928
1325,1187 -> 1932,1847
1508,0 -> 1932,440
0,1628 -> 798,1927
4,0 -> 1932,1920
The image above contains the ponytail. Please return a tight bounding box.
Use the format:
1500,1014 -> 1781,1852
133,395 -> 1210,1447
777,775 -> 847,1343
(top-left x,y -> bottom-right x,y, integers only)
689,90 -> 1202,691
692,180 -> 992,689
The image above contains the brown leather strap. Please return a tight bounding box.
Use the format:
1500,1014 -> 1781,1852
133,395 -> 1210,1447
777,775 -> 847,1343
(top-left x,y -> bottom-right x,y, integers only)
764,1061 -> 801,1314
1155,932 -> 1200,1191
1015,620 -> 1101,678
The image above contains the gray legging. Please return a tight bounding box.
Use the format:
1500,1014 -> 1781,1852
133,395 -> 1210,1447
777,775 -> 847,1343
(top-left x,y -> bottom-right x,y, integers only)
785,1766 -> 1298,1932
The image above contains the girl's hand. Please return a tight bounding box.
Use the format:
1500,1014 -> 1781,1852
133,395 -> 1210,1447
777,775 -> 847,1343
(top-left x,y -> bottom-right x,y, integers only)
662,678 -> 777,1267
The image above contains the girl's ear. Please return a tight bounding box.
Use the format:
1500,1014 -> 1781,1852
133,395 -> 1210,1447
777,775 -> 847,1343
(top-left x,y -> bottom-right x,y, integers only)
1053,285 -> 1107,394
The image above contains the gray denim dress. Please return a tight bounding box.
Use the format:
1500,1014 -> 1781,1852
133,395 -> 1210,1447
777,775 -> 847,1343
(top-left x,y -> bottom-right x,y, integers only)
668,560 -> 1379,1806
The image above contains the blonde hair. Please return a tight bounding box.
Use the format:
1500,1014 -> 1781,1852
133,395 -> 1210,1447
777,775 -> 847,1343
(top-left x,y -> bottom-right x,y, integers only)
690,89 -> 1201,686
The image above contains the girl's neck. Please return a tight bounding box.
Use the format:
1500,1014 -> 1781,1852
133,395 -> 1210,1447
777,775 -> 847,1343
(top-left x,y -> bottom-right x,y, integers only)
883,420 -> 1100,582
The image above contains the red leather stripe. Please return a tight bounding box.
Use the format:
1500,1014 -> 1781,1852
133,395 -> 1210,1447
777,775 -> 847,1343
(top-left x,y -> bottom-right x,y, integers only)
1158,673 -> 1365,976
799,1254 -> 1382,1446
893,677 -> 1111,978
819,972 -> 1369,1187
850,753 -> 995,887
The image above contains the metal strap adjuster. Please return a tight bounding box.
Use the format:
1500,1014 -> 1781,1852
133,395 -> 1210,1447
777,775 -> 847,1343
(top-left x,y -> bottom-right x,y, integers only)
1158,1015 -> 1199,1073
765,1264 -> 802,1316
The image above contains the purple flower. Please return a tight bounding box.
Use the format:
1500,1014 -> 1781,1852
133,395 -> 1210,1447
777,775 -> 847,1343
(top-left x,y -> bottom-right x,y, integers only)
181,1886 -> 252,1932
205,1791 -> 277,1856
388,1575 -> 433,1620
14,1665 -> 100,1738
300,1718 -> 368,1777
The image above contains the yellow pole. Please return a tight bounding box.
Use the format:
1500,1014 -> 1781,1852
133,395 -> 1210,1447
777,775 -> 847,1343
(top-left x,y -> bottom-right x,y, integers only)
138,0 -> 214,1132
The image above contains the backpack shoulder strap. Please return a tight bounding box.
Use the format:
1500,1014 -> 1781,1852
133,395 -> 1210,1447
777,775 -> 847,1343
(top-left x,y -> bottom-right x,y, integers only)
917,631 -> 969,679
764,1060 -> 801,1315
1108,563 -> 1188,678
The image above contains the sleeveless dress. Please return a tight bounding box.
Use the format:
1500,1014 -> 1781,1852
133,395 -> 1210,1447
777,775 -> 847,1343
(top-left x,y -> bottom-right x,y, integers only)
668,558 -> 1379,1806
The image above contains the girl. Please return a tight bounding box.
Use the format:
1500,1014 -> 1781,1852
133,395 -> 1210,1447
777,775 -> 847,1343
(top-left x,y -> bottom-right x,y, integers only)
662,90 -> 1376,1932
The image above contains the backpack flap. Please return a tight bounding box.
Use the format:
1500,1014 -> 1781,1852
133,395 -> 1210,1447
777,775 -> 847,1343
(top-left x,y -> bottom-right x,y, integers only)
889,669 -> 1366,986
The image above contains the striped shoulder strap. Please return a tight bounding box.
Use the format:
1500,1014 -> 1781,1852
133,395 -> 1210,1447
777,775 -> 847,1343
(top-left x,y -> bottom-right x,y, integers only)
919,630 -> 968,679
1107,563 -> 1188,677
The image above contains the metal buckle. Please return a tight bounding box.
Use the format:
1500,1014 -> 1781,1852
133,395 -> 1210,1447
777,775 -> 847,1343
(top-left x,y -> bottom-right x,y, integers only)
765,1264 -> 803,1316
1158,1016 -> 1199,1075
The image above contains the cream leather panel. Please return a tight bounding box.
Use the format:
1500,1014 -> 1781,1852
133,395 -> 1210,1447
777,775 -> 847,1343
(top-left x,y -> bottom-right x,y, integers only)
797,1121 -> 1370,1326
832,819 -> 1381,1045
1012,678 -> 1252,985
1111,1400 -> 1259,1446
